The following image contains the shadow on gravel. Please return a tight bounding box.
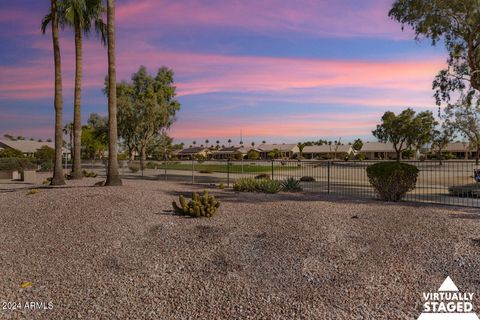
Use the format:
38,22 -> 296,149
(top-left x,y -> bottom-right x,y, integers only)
449,213 -> 480,220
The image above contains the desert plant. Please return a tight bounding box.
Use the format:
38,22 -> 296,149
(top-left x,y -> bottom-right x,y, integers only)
299,176 -> 315,182
255,173 -> 270,179
82,170 -> 98,178
281,177 -> 302,192
218,183 -> 225,189
233,178 -> 281,193
27,189 -> 39,195
366,162 -> 419,201
172,190 -> 220,217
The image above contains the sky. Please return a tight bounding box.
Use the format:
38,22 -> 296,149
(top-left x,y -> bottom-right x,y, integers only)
0,0 -> 447,145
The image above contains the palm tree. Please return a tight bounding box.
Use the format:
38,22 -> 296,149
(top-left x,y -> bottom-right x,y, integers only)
251,141 -> 255,148
43,0 -> 65,185
205,139 -> 209,145
262,140 -> 266,144
43,0 -> 106,179
228,139 -> 232,146
104,0 -> 122,186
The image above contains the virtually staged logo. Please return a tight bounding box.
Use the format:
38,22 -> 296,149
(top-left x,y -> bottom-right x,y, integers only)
418,276 -> 479,320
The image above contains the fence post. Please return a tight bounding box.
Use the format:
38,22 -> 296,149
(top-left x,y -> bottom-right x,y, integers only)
191,158 -> 195,184
271,160 -> 274,180
227,159 -> 230,187
327,161 -> 330,194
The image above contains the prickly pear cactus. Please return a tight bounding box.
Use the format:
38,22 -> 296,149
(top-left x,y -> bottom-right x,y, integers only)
172,190 -> 221,217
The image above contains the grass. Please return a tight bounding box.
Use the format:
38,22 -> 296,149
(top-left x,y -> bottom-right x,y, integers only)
156,162 -> 294,174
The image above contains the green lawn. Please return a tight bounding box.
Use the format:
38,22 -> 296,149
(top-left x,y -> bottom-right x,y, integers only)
154,162 -> 292,174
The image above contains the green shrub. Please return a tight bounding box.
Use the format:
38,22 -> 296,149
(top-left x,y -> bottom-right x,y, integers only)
35,146 -> 55,161
300,176 -> 315,182
281,177 -> 302,192
0,148 -> 24,158
38,161 -> 53,172
355,153 -> 365,161
145,161 -> 158,169
448,184 -> 480,198
82,170 -> 98,178
0,158 -> 36,172
255,173 -> 270,179
233,178 -> 281,193
218,183 -> 225,189
172,190 -> 220,217
366,162 -> 419,201
129,163 -> 140,173
247,150 -> 260,160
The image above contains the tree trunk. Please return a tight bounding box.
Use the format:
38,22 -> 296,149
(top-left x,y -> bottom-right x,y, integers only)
50,0 -> 65,186
140,146 -> 146,176
104,0 -> 122,186
71,23 -> 83,179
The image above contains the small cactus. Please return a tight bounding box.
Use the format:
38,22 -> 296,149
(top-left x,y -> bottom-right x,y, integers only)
172,190 -> 221,217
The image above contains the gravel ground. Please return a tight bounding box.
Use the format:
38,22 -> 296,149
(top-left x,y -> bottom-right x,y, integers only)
1,176 -> 480,319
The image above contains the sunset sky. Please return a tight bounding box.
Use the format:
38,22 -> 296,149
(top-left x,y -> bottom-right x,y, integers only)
0,0 -> 446,144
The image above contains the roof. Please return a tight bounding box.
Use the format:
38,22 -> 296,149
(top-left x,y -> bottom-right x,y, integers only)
177,147 -> 209,155
302,145 -> 352,153
0,139 -> 69,154
257,143 -> 299,152
360,142 -> 396,152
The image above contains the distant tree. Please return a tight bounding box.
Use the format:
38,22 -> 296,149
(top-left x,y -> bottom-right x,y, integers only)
247,149 -> 260,160
431,124 -> 454,165
35,145 -> 55,161
37,139 -> 43,142
16,136 -> 25,140
3,134 -> 15,141
46,138 -> 52,142
228,139 -> 232,146
251,141 -> 255,148
332,139 -> 342,159
205,139 -> 209,146
262,140 -> 266,144
81,114 -> 108,160
297,142 -> 305,158
372,108 -> 436,161
352,139 -> 363,152
192,141 -> 196,146
267,149 -> 280,159
0,148 -> 24,158
444,101 -> 480,164
29,138 -> 35,141
116,66 -> 180,170
239,141 -> 244,146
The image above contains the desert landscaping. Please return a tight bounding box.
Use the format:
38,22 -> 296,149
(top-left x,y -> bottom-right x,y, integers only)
1,176 -> 480,319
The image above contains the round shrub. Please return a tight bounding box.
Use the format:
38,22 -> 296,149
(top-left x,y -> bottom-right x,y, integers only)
366,162 -> 419,201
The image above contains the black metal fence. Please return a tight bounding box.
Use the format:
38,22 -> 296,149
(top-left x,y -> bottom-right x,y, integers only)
93,159 -> 480,208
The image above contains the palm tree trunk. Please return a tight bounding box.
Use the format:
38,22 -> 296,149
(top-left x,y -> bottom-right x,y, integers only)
50,0 -> 65,186
105,0 -> 122,186
71,22 -> 83,179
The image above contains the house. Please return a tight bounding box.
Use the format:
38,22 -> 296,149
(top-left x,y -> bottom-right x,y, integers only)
175,147 -> 210,160
437,142 -> 475,159
0,139 -> 70,158
300,144 -> 353,160
359,142 -> 397,160
257,143 -> 300,159
211,146 -> 250,160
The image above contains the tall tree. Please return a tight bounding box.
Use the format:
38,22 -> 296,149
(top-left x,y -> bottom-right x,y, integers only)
42,0 -> 106,179
43,0 -> 65,185
104,0 -> 122,186
116,66 -> 181,170
373,108 -> 436,161
390,0 -> 480,163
